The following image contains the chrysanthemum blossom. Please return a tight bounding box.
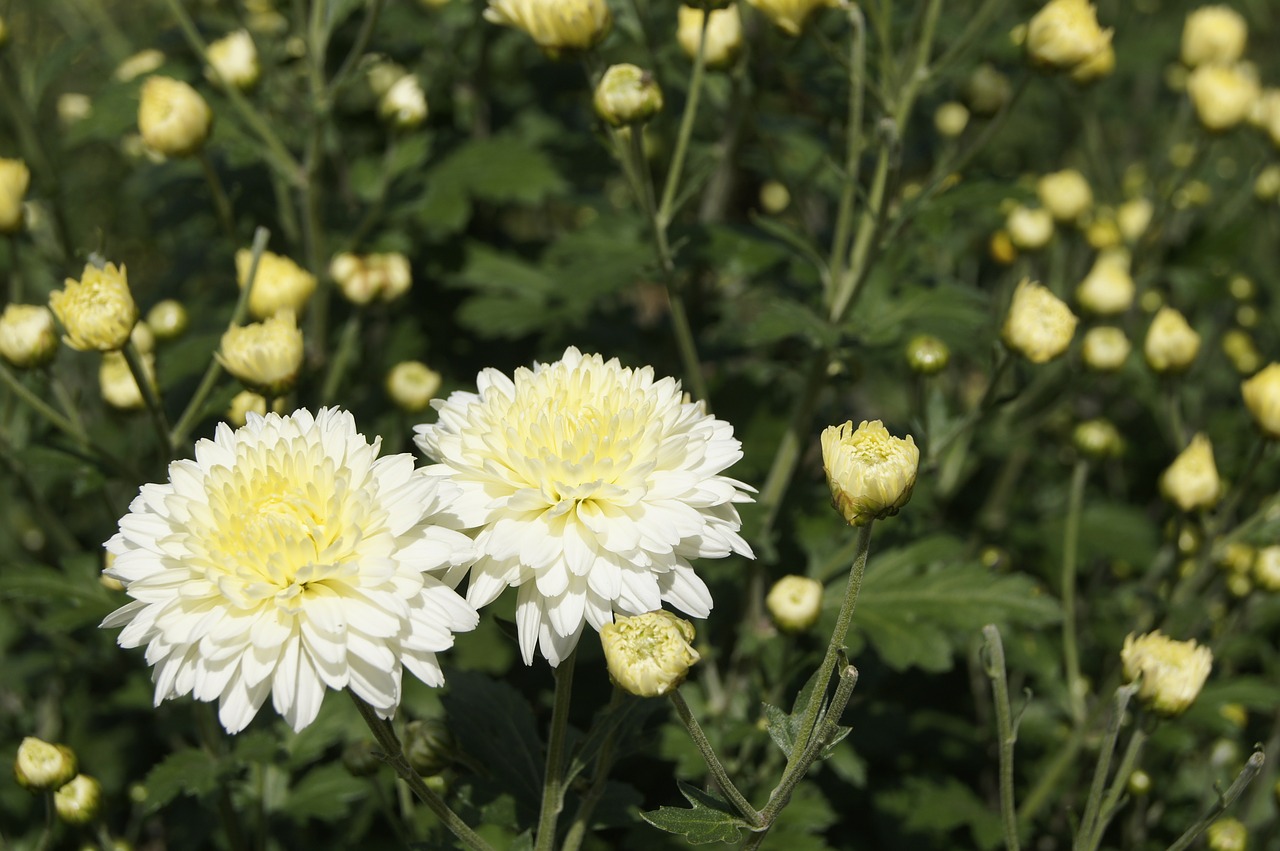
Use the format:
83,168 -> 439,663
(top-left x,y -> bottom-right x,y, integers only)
101,408 -> 479,733
414,347 -> 754,666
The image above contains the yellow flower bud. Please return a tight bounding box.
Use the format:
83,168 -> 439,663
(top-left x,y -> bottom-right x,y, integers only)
746,0 -> 836,37
146,299 -> 188,340
1253,545 -> 1280,591
138,76 -> 213,157
1070,40 -> 1114,84
1219,542 -> 1254,576
766,575 -> 824,632
0,157 -> 30,233
1083,211 -> 1121,250
1037,169 -> 1093,222
225,390 -> 270,426
0,304 -> 58,369
820,420 -> 919,527
1073,418 -> 1123,459
1075,249 -> 1134,315
905,334 -> 950,375
1127,769 -> 1152,796
386,360 -> 443,412
206,30 -> 260,90
100,350 -> 155,411
1206,818 -> 1247,851
114,49 -> 164,83
594,64 -> 664,128
1144,306 -> 1200,373
380,74 -> 429,129
484,0 -> 612,56
1121,629 -> 1212,716
1241,362 -> 1280,438
14,737 -> 77,792
965,63 -> 1012,116
1181,6 -> 1247,68
934,102 -> 969,138
1081,326 -> 1131,372
1025,0 -> 1112,75
1117,197 -> 1153,243
49,262 -> 138,352
989,230 -> 1017,265
57,93 -> 92,127
329,252 -> 413,305
1006,205 -> 1054,250
217,310 -> 304,396
1187,64 -> 1259,132
1221,328 -> 1260,374
1002,279 -> 1078,364
677,6 -> 743,70
1254,164 -> 1280,201
1161,433 -> 1220,512
759,179 -> 790,214
54,774 -> 101,825
237,249 -> 316,319
601,610 -> 700,697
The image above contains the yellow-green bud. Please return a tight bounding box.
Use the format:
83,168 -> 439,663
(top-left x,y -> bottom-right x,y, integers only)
1254,546 -> 1280,591
1242,362 -> 1280,438
380,75 -> 429,129
484,0 -> 612,56
146,299 -> 188,341
386,361 -> 443,413
226,390 -> 268,427
1255,165 -> 1280,201
138,76 -> 213,158
1117,198 -> 1153,243
1075,249 -> 1134,315
905,334 -> 950,375
594,64 -> 663,128
1037,169 -> 1093,223
601,610 -> 700,697
934,102 -> 969,138
0,157 -> 30,233
989,230 -> 1017,265
1182,6 -> 1247,68
746,0 -> 837,37
0,304 -> 58,369
1025,0 -> 1113,75
1006,205 -> 1054,250
765,575 -> 824,632
1073,418 -> 1122,459
1187,64 -> 1259,132
100,350 -> 156,411
14,737 -> 77,792
1121,629 -> 1212,716
113,49 -> 164,83
965,63 -> 1012,116
49,262 -> 138,352
1160,433 -> 1220,512
1206,818 -> 1248,851
1220,702 -> 1248,728
206,30 -> 260,90
237,249 -> 316,320
404,719 -> 454,776
1081,326 -> 1131,372
217,310 -> 304,396
1070,41 -> 1114,85
758,180 -> 790,214
1127,769 -> 1152,796
1003,279 -> 1078,364
677,6 -> 743,70
54,774 -> 101,825
1144,306 -> 1200,373
820,420 -> 919,527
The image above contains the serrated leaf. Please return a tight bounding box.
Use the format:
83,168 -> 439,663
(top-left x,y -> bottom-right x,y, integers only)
762,701 -> 798,758
142,747 -> 223,813
428,135 -> 566,206
641,781 -> 754,845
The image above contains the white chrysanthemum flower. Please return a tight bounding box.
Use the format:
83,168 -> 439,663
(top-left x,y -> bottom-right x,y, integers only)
414,347 -> 754,666
101,408 -> 479,733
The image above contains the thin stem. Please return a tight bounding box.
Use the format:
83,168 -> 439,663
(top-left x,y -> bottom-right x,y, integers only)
826,5 -> 867,300
1088,727 -> 1147,850
983,625 -> 1021,851
656,11 -> 709,227
0,362 -> 85,441
319,311 -> 362,405
535,651 -> 577,851
331,0 -> 386,93
754,354 -> 828,550
1074,682 -> 1139,851
560,689 -> 626,851
350,694 -> 496,851
668,690 -> 761,825
195,705 -> 252,851
123,341 -> 170,454
1062,459 -> 1089,727
198,151 -> 237,242
1165,751 -> 1265,851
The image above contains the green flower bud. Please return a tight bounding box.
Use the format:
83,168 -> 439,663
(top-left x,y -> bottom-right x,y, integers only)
905,334 -> 950,375
594,64 -> 663,128
14,737 -> 77,792
1072,418 -> 1123,459
54,774 -> 101,825
342,740 -> 382,778
146,299 -> 188,341
404,719 -> 454,777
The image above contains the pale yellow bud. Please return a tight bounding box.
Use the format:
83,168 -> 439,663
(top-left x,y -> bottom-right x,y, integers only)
0,158 -> 28,235
934,102 -> 969,138
484,0 -> 612,55
1037,169 -> 1093,222
766,575 -> 824,632
217,310 -> 304,396
677,6 -> 742,70
1206,818 -> 1247,851
759,180 -> 790,214
138,76 -> 212,157
1161,433 -> 1220,512
1003,279 -> 1078,363
1144,306 -> 1200,373
965,63 -> 1012,116
1084,211 -> 1121,250
386,361 -> 443,412
237,249 -> 316,319
57,93 -> 92,127
54,774 -> 101,825
226,390 -> 268,427
601,610 -> 700,697
989,230 -> 1017,265
1254,164 -> 1280,201
371,253 -> 412,301
1223,329 -> 1261,375
14,737 -> 77,792
114,49 -> 164,83
380,74 -> 428,129
1241,362 -> 1280,438
820,420 -> 919,527
1121,629 -> 1211,716
49,262 -> 138,352
1181,6 -> 1247,68
746,0 -> 836,37
206,30 -> 260,90
1073,418 -> 1123,459
594,64 -> 663,128
1117,197 -> 1153,242
0,304 -> 58,369
1187,64 -> 1259,132
905,334 -> 950,375
1127,770 -> 1152,796
1025,0 -> 1112,75
1075,249 -> 1134,315
1006,205 -> 1054,250
330,252 -> 412,305
100,350 -> 155,410
146,299 -> 188,340
1081,326 -> 1130,372
1070,41 -> 1114,84
367,61 -> 407,98
1253,546 -> 1280,591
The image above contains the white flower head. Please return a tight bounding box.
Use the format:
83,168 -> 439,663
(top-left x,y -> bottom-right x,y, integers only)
414,347 -> 754,666
101,408 -> 479,733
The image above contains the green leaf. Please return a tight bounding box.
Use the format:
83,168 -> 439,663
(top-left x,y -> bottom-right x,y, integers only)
641,781 -> 754,845
876,776 -> 1004,850
762,701 -> 798,758
284,762 -> 366,823
142,747 -> 223,813
442,671 -> 545,814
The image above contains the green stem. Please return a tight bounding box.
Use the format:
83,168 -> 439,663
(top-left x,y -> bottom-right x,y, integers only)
0,362 -> 85,442
1074,682 -> 1139,851
1165,751 -> 1265,851
350,694 -> 496,851
1087,726 -> 1147,850
1017,724 -> 1083,823
754,354 -> 828,551
560,689 -> 626,851
982,625 -> 1020,851
656,11 -> 709,227
319,311 -> 362,405
535,651 -> 577,851
330,0 -> 386,93
198,150 -> 237,242
1062,459 -> 1089,727
826,5 -> 867,301
195,705 -> 252,851
668,690 -> 761,826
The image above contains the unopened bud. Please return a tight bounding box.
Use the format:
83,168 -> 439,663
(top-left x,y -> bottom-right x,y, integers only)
146,299 -> 188,340
766,575 -> 824,632
14,737 -> 77,792
404,719 -> 453,776
821,420 -> 919,526
1144,307 -> 1200,373
0,304 -> 58,369
54,774 -> 101,825
905,334 -> 950,375
1073,418 -> 1122,459
1121,629 -> 1212,716
601,610 -> 700,697
386,361 -> 443,412
1161,433 -> 1220,512
594,64 -> 663,128
1003,279 -> 1078,364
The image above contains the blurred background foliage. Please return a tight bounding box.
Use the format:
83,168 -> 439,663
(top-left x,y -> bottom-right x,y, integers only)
4,0 -> 1280,848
